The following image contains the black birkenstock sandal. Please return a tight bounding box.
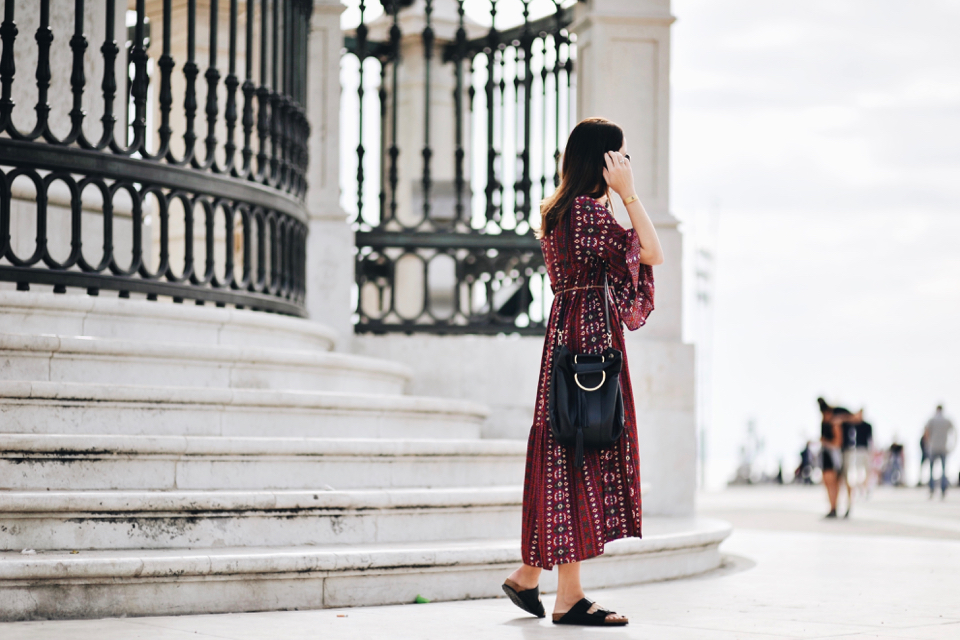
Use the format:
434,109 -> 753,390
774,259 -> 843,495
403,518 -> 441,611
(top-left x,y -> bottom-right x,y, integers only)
502,579 -> 546,618
552,598 -> 628,626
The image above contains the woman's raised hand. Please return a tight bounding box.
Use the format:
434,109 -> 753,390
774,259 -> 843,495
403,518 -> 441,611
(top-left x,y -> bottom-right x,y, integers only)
602,151 -> 635,199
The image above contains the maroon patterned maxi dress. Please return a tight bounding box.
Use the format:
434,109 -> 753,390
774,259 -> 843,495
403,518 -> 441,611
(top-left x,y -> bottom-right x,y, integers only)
522,195 -> 655,569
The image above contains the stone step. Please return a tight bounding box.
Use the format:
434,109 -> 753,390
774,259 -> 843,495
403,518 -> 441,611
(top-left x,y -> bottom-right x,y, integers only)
0,518 -> 733,621
0,291 -> 337,352
0,487 -> 523,551
0,434 -> 526,491
0,333 -> 410,394
0,381 -> 486,438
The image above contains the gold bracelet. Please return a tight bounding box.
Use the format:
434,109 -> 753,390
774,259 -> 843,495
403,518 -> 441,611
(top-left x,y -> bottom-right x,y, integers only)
623,194 -> 639,205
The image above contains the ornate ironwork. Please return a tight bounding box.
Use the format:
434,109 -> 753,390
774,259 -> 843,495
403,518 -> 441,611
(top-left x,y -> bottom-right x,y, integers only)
345,0 -> 578,334
0,0 -> 313,315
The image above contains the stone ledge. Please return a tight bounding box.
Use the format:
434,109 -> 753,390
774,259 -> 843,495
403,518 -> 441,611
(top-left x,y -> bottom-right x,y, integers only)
0,486 -> 523,514
0,333 -> 413,393
0,434 -> 524,457
0,382 -> 487,439
0,518 -> 731,620
2,521 -> 728,580
0,381 -> 487,418
0,434 -> 526,492
0,291 -> 338,351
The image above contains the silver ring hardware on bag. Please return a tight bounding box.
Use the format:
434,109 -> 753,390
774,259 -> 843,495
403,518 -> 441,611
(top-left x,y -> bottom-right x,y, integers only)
574,370 -> 606,392
573,354 -> 607,391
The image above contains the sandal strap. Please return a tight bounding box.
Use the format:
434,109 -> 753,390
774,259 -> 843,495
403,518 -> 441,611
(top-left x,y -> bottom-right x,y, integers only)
555,598 -> 621,624
566,598 -> 595,618
570,598 -> 613,620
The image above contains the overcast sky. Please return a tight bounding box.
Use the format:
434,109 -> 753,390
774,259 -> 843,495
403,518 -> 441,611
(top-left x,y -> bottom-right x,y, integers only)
671,0 -> 960,486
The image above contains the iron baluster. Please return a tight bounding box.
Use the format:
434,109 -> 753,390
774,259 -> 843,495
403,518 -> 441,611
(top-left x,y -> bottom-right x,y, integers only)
201,0 -> 221,170
553,3 -> 563,188
64,0 -> 88,146
517,0 -> 533,225
0,0 -> 16,134
467,56 -> 475,112
181,0 -> 200,165
452,0 -> 466,227
356,0 -> 367,224
497,42 -> 506,224
377,60 -> 387,227
224,0 -> 240,174
30,0 -> 53,142
269,0 -> 281,185
256,0 -> 270,180
277,0 -> 291,190
386,0 -> 400,225
483,1 -> 499,227
156,0 -> 175,159
512,43 -> 521,225
539,33 -> 548,202
118,0 -> 150,156
96,0 -> 120,150
420,0 -> 433,226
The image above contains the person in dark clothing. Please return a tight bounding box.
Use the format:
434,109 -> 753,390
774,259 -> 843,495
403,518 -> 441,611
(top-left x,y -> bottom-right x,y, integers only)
818,398 -> 849,518
840,412 -> 860,517
919,432 -> 931,487
886,442 -> 905,486
839,411 -> 872,515
855,420 -> 874,493
796,441 -> 815,484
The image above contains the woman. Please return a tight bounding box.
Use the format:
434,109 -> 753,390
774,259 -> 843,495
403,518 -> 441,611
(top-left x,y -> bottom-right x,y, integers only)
502,117 -> 663,626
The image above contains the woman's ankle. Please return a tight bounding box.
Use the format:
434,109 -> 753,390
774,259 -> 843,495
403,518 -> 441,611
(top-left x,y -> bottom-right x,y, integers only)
507,565 -> 541,590
553,589 -> 586,612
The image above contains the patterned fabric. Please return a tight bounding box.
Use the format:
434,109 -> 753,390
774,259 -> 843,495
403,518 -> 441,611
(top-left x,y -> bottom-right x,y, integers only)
522,195 -> 654,569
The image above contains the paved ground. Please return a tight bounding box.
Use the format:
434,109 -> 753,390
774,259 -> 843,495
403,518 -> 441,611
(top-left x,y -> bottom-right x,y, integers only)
4,485 -> 959,639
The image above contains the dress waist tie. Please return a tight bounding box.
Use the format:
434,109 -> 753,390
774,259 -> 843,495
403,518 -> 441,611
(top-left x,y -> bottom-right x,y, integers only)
554,285 -> 604,294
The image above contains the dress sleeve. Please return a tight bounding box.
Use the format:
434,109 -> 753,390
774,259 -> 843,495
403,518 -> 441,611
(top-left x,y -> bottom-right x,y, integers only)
571,195 -> 655,330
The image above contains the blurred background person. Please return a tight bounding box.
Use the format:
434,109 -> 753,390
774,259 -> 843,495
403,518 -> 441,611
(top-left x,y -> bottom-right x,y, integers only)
795,440 -> 816,485
918,430 -> 931,488
924,405 -> 956,499
840,410 -> 860,517
883,440 -> 905,486
818,398 -> 849,518
855,416 -> 875,496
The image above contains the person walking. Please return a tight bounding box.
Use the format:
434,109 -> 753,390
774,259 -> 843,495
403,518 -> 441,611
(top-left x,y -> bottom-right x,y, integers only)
918,431 -> 931,488
855,417 -> 874,495
817,398 -> 849,518
502,118 -> 662,627
840,410 -> 863,518
924,405 -> 956,499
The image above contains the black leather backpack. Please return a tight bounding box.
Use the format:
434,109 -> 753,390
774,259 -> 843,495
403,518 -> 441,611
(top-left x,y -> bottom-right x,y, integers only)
548,276 -> 625,468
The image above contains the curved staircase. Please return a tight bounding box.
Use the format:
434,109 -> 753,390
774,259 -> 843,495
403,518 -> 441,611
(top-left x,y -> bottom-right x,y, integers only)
0,293 -> 729,621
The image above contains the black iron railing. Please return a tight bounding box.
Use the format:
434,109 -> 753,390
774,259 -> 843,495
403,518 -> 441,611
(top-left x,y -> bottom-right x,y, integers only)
344,0 -> 578,334
0,0 -> 311,315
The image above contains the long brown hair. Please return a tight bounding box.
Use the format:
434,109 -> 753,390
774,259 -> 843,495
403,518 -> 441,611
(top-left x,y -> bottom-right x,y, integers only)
537,117 -> 624,237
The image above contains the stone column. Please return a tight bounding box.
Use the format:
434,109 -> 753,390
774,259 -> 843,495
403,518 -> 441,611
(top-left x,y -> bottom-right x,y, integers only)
304,0 -> 354,349
572,0 -> 696,515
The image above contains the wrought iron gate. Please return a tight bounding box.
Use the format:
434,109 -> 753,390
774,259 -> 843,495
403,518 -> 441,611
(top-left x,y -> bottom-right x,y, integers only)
344,0 -> 579,334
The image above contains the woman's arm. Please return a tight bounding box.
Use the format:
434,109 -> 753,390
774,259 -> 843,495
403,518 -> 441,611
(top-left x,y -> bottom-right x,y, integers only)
603,151 -> 664,266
